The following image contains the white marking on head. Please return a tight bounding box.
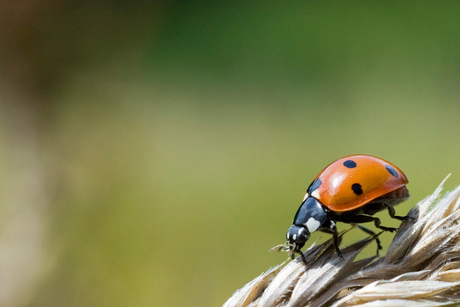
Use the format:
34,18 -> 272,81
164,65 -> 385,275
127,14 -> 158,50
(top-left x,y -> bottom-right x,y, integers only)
302,193 -> 309,201
311,190 -> 320,199
293,234 -> 297,241
305,217 -> 321,233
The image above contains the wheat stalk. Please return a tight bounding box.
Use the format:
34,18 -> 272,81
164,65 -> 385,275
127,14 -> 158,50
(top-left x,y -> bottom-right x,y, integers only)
225,176 -> 460,307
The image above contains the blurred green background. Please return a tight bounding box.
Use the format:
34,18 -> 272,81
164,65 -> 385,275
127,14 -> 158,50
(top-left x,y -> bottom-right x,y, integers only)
1,1 -> 460,306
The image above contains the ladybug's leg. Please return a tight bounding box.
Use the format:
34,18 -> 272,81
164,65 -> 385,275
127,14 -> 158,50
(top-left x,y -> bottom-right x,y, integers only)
384,203 -> 413,221
356,225 -> 382,254
341,215 -> 397,233
371,216 -> 397,233
331,223 -> 343,259
321,220 -> 343,258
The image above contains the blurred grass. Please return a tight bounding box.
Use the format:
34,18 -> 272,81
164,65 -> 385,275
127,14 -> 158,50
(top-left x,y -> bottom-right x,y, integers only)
1,1 -> 460,307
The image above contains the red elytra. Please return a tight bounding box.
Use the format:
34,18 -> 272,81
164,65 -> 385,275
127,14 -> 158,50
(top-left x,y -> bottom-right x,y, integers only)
306,155 -> 409,212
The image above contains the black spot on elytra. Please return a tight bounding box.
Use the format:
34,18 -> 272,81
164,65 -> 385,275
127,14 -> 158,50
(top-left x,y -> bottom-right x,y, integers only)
385,165 -> 399,178
307,178 -> 322,194
343,160 -> 357,168
351,183 -> 363,195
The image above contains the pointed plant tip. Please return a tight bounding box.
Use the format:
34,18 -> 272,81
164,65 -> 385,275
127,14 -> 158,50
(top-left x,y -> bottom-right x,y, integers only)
225,178 -> 460,307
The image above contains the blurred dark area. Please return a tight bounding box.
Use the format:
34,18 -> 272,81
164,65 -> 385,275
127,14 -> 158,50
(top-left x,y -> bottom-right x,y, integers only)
1,1 -> 460,306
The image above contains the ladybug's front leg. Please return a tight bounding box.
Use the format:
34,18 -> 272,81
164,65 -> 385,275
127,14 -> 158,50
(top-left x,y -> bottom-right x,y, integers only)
331,223 -> 343,259
321,220 -> 343,258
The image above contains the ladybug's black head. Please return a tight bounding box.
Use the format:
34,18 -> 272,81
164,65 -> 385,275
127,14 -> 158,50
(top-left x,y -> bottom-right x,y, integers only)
286,225 -> 309,263
286,225 -> 309,250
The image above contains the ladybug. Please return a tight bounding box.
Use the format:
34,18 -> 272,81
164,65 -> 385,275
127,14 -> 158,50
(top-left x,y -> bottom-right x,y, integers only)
286,154 -> 409,262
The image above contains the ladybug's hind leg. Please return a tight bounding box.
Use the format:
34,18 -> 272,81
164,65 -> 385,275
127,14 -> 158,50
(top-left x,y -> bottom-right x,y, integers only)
372,217 -> 397,232
341,215 -> 398,233
384,203 -> 413,221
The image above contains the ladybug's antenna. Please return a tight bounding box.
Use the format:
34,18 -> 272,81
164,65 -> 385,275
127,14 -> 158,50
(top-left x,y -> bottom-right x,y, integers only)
270,243 -> 292,253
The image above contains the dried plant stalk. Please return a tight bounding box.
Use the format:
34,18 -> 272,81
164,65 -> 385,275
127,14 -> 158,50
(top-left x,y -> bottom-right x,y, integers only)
225,176 -> 460,307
